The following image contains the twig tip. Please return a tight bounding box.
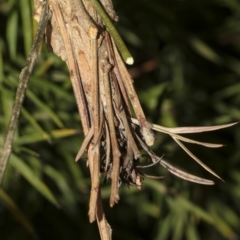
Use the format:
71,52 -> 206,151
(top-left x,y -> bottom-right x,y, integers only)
126,57 -> 134,65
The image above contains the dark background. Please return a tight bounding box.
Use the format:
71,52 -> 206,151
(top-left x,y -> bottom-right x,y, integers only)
1,0 -> 240,239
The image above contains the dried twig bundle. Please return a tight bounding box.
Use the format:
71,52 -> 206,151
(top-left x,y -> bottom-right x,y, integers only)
33,0 -> 236,224
35,0 -> 236,221
0,0 -> 237,239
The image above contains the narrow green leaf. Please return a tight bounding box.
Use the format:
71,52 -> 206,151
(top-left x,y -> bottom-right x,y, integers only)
141,202 -> 160,218
0,39 -> 5,82
214,82 -> 240,99
3,76 -> 65,128
26,90 -> 64,128
21,107 -> 51,142
14,129 -> 79,145
31,77 -> 73,100
177,197 -> 214,224
172,209 -> 186,240
9,154 -> 59,207
212,200 -> 240,229
44,165 -> 76,207
186,222 -> 201,240
144,178 -> 168,194
19,0 -> 32,55
62,150 -> 87,190
1,87 -> 14,128
155,214 -> 173,240
189,36 -> 223,65
139,83 -> 167,111
214,102 -> 240,119
210,209 -> 236,239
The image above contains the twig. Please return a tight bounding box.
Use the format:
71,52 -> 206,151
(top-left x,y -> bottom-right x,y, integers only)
88,23 -> 101,223
105,31 -> 131,113
75,126 -> 94,162
96,191 -> 112,240
113,42 -> 155,146
101,56 -> 121,207
0,0 -> 49,185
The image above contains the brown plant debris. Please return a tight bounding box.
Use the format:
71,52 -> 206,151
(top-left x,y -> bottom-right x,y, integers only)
33,0 -> 237,232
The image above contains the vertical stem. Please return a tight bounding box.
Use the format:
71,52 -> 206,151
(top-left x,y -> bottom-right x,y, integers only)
113,42 -> 155,146
0,1 -> 49,185
96,190 -> 112,240
101,60 -> 121,207
88,28 -> 101,222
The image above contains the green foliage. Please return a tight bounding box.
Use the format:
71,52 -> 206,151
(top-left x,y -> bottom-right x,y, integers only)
0,0 -> 240,239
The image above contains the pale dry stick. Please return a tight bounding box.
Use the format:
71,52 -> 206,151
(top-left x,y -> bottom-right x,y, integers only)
110,76 -> 141,169
101,59 -> 121,207
50,0 -> 90,135
88,146 -> 112,240
88,26 -> 101,223
112,64 -> 131,115
90,28 -> 100,146
113,43 -> 155,146
0,1 -> 49,185
109,103 -> 136,171
123,142 -> 134,170
111,99 -> 134,170
105,32 -> 131,114
96,191 -> 112,240
104,121 -> 111,172
93,104 -> 105,148
105,32 -> 141,162
111,74 -> 141,159
75,126 -> 94,162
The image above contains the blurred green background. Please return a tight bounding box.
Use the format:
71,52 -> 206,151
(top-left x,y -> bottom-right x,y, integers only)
1,0 -> 240,239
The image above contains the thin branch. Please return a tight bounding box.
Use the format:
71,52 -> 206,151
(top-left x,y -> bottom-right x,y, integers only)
88,25 -> 101,223
0,1 -> 49,185
101,57 -> 121,207
113,43 -> 155,146
96,191 -> 112,240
